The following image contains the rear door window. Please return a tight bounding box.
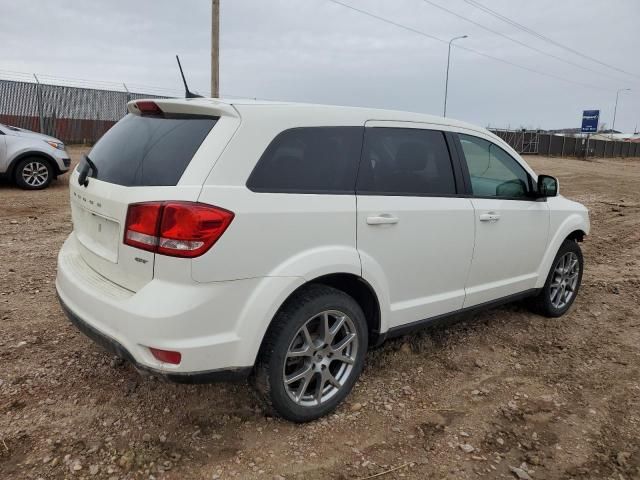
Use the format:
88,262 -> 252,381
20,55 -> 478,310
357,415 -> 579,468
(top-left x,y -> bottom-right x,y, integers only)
356,127 -> 457,196
84,114 -> 217,186
246,127 -> 363,194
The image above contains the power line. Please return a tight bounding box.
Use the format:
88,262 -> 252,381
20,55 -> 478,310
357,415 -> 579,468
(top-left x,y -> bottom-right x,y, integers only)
419,0 -> 632,85
327,0 -> 445,43
463,0 -> 640,81
325,0 -> 616,92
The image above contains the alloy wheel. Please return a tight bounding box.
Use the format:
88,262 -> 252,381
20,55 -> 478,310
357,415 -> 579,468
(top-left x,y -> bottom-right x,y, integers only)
550,251 -> 580,309
21,161 -> 49,187
283,310 -> 358,406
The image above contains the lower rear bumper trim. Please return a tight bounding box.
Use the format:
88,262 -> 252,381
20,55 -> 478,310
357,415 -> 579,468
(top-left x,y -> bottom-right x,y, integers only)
57,294 -> 252,384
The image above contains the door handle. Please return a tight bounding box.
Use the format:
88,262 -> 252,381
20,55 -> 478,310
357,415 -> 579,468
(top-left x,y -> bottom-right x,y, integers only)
366,214 -> 399,225
479,212 -> 501,222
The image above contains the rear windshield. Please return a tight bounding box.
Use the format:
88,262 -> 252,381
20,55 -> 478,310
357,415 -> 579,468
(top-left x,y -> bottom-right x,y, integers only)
84,114 -> 217,186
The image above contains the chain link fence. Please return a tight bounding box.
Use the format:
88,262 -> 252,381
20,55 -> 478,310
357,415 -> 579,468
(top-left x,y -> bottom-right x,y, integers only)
0,79 -> 168,144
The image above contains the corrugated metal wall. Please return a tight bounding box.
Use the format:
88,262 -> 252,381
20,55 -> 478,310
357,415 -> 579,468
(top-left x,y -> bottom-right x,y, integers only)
489,129 -> 639,158
0,79 -> 168,144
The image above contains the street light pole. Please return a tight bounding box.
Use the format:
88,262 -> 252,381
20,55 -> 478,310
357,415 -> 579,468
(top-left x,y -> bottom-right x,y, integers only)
611,88 -> 630,139
443,35 -> 468,117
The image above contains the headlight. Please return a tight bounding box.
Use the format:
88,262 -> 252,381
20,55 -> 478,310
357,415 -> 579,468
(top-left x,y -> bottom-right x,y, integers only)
45,140 -> 65,150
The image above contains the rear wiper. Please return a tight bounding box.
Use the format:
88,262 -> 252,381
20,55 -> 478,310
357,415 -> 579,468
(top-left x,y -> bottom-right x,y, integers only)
78,154 -> 98,187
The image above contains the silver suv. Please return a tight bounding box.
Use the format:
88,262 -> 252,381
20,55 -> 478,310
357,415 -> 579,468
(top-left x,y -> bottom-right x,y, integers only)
0,123 -> 70,189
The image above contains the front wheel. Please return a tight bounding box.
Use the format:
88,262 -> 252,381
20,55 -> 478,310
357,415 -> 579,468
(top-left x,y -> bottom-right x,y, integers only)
14,157 -> 53,190
530,239 -> 583,317
252,284 -> 368,422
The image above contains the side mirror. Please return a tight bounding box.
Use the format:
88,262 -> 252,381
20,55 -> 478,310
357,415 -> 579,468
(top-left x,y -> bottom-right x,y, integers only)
496,179 -> 527,197
537,174 -> 558,197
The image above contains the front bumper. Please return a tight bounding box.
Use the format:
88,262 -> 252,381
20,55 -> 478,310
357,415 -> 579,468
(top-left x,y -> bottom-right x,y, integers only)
52,149 -> 70,173
58,294 -> 250,383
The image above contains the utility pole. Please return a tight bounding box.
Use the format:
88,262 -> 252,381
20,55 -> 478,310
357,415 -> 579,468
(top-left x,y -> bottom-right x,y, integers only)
443,35 -> 468,117
211,0 -> 220,98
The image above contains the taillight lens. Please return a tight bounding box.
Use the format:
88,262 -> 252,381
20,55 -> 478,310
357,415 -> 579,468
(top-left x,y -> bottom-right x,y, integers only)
136,101 -> 163,116
149,347 -> 182,365
124,202 -> 163,252
123,202 -> 234,258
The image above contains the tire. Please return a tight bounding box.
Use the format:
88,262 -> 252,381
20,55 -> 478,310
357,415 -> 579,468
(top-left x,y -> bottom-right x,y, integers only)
530,239 -> 583,317
14,157 -> 53,190
252,284 -> 368,422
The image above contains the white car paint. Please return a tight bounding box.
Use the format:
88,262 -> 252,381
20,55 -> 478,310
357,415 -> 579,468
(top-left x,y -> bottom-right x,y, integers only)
55,98 -> 590,377
463,196 -> 550,307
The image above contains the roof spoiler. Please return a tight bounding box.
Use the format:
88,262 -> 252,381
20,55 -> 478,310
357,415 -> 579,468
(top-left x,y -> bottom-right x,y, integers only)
127,98 -> 239,118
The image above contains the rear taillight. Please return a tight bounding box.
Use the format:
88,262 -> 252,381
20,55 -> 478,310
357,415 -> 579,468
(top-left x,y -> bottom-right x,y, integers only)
124,203 -> 163,252
124,202 -> 234,258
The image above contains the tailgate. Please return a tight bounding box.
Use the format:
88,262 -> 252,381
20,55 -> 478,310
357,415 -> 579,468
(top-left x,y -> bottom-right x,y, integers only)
70,175 -> 206,292
68,100 -> 232,291
70,179 -> 151,291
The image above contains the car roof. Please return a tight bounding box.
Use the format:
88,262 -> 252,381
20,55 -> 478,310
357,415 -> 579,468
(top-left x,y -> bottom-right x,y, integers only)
132,97 -> 485,133
227,98 -> 475,126
127,97 -> 533,178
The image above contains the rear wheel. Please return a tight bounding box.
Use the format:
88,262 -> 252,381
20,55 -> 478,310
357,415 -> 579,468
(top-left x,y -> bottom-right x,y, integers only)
252,284 -> 368,422
530,239 -> 583,317
14,157 -> 53,190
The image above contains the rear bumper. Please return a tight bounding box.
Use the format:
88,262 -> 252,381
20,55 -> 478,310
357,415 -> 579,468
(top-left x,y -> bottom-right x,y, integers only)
55,234 -> 298,379
57,294 -> 250,383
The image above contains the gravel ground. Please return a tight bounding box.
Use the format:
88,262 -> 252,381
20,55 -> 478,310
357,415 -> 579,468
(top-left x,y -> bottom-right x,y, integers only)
1,147 -> 639,480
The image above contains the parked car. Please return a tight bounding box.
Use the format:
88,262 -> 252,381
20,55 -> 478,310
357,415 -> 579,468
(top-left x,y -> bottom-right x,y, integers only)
0,123 -> 70,189
56,99 -> 589,422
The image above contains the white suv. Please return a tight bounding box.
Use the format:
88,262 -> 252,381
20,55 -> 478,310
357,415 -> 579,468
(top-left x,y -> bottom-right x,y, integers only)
0,123 -> 70,189
56,98 -> 589,422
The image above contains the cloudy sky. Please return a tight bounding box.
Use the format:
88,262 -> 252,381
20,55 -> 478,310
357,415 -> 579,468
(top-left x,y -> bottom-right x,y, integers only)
2,0 -> 639,131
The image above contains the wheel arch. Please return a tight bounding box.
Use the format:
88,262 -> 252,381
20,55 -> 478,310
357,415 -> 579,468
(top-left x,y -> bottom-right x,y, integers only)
305,273 -> 382,347
535,214 -> 589,289
566,229 -> 586,243
253,273 -> 383,366
8,151 -> 59,178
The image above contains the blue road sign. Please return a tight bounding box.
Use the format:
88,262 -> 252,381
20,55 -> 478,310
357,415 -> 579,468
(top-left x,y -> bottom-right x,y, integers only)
581,110 -> 599,133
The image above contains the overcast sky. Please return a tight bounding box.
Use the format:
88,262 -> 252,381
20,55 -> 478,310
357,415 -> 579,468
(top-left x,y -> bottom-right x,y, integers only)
2,0 -> 639,131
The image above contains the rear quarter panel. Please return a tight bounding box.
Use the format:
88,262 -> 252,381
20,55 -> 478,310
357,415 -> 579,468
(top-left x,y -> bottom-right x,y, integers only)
193,105 -> 364,283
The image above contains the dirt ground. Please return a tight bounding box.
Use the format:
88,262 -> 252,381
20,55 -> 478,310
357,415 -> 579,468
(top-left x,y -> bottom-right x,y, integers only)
1,146 -> 639,480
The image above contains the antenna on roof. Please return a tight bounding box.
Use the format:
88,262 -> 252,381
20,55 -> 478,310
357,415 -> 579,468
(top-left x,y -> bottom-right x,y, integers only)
176,55 -> 203,99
